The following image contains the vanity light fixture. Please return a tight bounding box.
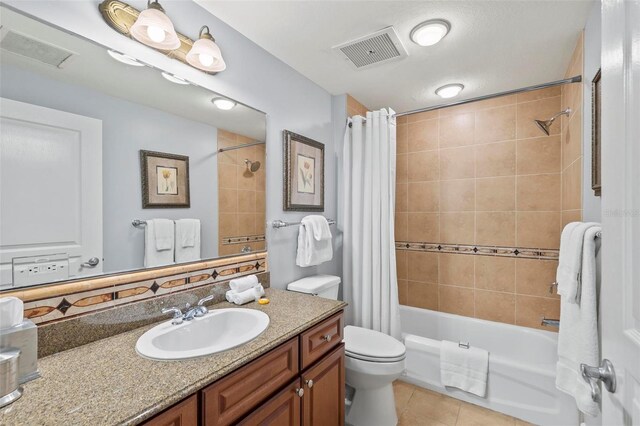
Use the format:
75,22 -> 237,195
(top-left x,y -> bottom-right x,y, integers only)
107,49 -> 145,66
410,19 -> 451,47
436,83 -> 464,99
130,0 -> 180,50
186,26 -> 226,72
211,97 -> 236,110
161,71 -> 189,85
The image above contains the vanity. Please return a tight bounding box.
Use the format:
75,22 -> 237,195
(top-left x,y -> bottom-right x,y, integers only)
0,289 -> 347,425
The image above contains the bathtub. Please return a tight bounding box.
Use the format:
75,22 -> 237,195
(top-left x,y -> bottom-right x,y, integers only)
399,305 -> 579,426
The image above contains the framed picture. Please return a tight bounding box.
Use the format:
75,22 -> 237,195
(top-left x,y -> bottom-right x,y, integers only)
140,150 -> 190,208
283,130 -> 324,211
591,69 -> 602,196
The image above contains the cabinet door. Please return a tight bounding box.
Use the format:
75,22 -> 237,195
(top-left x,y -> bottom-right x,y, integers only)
300,312 -> 343,370
301,344 -> 345,426
143,394 -> 198,426
238,379 -> 302,426
202,338 -> 299,426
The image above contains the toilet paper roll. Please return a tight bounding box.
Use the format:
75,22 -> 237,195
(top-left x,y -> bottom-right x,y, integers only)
0,297 -> 24,330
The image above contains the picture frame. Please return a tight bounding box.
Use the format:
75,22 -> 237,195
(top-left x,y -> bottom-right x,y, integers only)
140,150 -> 190,208
283,130 -> 325,211
591,68 -> 602,196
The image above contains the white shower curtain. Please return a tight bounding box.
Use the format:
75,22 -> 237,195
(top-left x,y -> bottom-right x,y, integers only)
340,108 -> 401,339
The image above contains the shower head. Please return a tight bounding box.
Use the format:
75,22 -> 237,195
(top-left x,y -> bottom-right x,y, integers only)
244,159 -> 261,173
534,108 -> 572,136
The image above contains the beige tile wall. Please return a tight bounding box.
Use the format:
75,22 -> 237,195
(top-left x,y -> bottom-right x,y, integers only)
561,32 -> 584,225
217,129 -> 266,256
395,78 -> 585,330
347,94 -> 369,118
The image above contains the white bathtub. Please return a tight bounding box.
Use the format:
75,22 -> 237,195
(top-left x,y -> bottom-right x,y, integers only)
400,305 -> 579,426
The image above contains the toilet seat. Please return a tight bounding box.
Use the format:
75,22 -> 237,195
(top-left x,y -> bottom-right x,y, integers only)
344,326 -> 406,363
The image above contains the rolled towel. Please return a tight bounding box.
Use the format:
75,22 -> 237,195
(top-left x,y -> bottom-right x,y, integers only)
225,285 -> 265,305
229,275 -> 259,293
0,297 -> 24,330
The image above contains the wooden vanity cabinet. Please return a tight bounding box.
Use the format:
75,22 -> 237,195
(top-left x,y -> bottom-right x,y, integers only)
143,394 -> 198,426
145,311 -> 344,426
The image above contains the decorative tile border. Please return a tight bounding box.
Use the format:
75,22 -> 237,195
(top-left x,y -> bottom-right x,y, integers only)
21,253 -> 268,325
395,241 -> 559,260
222,234 -> 266,245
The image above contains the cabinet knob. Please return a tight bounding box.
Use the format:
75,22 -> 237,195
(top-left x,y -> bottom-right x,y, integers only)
321,334 -> 333,342
295,388 -> 305,397
305,379 -> 314,389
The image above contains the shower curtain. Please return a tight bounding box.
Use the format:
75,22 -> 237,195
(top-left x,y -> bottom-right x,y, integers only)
340,108 -> 401,339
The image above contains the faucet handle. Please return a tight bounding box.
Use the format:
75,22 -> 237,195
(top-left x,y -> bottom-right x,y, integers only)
162,307 -> 184,325
197,295 -> 215,306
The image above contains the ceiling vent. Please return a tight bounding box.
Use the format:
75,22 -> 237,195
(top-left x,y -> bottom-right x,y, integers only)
0,30 -> 75,68
333,27 -> 408,70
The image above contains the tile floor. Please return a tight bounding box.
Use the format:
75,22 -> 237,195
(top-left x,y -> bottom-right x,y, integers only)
393,381 -> 535,426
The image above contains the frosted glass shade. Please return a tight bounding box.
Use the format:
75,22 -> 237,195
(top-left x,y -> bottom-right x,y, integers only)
130,7 -> 180,51
186,37 -> 226,72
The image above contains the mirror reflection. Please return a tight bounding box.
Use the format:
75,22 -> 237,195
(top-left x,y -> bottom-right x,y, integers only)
0,6 -> 267,291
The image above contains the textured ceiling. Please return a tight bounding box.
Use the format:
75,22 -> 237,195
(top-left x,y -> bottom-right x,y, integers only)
196,0 -> 593,113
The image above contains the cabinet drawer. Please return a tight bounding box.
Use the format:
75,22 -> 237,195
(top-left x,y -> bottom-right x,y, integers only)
300,312 -> 343,370
238,379 -> 302,426
143,394 -> 198,426
202,337 -> 299,426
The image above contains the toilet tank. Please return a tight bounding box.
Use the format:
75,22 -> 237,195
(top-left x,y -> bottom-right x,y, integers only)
287,275 -> 341,300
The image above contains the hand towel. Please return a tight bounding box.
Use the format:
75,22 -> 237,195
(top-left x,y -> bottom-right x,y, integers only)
225,285 -> 265,305
0,297 -> 24,330
440,340 -> 489,397
144,219 -> 175,267
296,216 -> 333,267
557,222 -> 599,303
229,275 -> 259,292
556,225 -> 601,416
175,219 -> 201,263
306,215 -> 332,241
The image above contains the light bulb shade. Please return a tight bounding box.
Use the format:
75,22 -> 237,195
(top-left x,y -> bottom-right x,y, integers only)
186,27 -> 226,72
130,4 -> 181,51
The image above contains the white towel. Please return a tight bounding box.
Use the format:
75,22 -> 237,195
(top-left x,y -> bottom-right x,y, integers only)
0,297 -> 24,330
225,285 -> 265,305
557,222 -> 599,303
144,219 -> 175,267
175,219 -> 201,263
296,216 -> 333,267
229,275 -> 259,293
556,225 -> 601,417
440,340 -> 489,397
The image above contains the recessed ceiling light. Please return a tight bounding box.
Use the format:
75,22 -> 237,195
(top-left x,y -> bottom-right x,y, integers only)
410,19 -> 451,47
436,83 -> 464,99
161,72 -> 189,85
107,50 -> 144,67
211,97 -> 236,110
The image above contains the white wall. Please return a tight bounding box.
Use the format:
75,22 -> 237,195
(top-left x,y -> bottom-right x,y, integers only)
0,64 -> 219,273
583,1 -> 602,222
5,0 -> 339,289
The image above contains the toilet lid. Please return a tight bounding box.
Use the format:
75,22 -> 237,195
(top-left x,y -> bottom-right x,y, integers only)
343,326 -> 406,362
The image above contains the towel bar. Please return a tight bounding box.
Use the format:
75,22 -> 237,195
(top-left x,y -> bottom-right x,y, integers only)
271,219 -> 336,229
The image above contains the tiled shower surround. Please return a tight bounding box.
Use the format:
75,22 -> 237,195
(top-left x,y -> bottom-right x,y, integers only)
395,37 -> 583,330
217,129 -> 267,256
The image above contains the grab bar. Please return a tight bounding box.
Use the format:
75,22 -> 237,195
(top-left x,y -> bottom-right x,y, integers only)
541,317 -> 560,327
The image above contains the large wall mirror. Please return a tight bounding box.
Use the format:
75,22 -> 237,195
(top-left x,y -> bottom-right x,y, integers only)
0,6 -> 267,291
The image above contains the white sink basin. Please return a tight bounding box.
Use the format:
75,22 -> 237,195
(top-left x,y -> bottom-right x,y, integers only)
136,308 -> 270,360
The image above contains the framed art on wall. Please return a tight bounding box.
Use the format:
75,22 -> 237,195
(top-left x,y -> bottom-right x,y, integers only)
140,150 -> 190,208
283,130 -> 324,211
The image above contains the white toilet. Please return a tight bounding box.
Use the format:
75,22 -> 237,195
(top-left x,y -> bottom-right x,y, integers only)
287,275 -> 406,426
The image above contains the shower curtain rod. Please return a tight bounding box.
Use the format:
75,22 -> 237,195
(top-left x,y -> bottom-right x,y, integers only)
395,75 -> 582,117
217,140 -> 265,153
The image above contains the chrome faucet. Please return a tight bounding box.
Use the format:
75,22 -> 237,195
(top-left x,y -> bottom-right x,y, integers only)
163,295 -> 215,324
161,307 -> 184,325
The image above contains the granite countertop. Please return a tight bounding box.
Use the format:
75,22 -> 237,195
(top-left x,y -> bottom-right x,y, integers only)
0,289 -> 346,426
